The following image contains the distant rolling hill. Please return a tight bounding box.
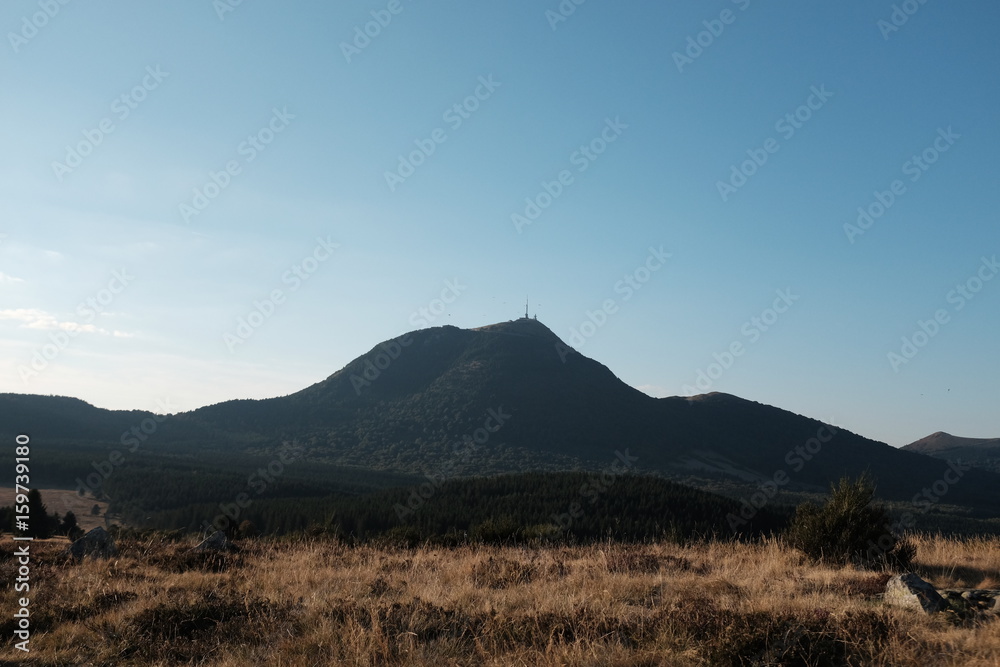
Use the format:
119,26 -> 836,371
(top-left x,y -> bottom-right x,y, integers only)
3,318 -> 1000,521
903,432 -> 1000,474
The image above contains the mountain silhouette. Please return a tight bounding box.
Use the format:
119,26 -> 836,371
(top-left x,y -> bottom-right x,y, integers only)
903,431 -> 1000,473
4,318 -> 1000,513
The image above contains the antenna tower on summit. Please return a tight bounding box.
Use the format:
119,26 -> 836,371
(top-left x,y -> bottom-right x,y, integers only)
525,296 -> 529,319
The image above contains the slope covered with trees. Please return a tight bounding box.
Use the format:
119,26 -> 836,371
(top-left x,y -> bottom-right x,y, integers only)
4,320 -> 1000,523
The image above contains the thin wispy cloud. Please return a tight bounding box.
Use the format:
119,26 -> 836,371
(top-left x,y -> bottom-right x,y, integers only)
0,308 -> 120,336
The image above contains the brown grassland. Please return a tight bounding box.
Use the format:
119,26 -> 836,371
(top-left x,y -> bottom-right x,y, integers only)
2,533 -> 999,666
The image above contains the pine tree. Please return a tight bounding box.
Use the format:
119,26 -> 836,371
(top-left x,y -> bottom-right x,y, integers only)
22,489 -> 52,539
60,511 -> 79,536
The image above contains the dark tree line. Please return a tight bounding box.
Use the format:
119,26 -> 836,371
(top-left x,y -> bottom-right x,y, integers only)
1,489 -> 81,539
140,472 -> 791,544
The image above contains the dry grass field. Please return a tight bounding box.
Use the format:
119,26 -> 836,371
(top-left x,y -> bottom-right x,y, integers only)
2,534 -> 998,666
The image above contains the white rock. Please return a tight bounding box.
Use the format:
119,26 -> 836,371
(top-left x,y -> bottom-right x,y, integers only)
884,573 -> 948,614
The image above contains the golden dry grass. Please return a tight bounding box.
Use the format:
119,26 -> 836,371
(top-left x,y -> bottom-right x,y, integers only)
1,534 -> 998,666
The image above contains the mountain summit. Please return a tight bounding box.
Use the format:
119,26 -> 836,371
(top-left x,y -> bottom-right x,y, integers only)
177,321 -> 1000,509
903,431 -> 1000,473
4,320 -> 1000,513
186,318 -> 653,470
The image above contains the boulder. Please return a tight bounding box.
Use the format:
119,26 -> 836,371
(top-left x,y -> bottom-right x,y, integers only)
193,530 -> 233,553
951,589 -> 1000,614
67,526 -> 117,561
884,573 -> 948,614
941,590 -> 971,614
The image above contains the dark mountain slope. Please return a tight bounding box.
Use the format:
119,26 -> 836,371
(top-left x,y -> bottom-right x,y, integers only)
903,431 -> 1000,473
3,319 -> 999,515
179,319 -> 1000,510
0,393 -> 156,442
648,393 -> 998,507
184,319 -> 664,469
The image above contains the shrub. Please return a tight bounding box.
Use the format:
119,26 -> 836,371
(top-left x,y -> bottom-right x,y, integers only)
237,519 -> 259,539
785,474 -> 914,570
470,516 -> 521,544
59,510 -> 79,536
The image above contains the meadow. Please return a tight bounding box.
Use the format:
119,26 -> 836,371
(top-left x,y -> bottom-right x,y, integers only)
2,533 -> 998,666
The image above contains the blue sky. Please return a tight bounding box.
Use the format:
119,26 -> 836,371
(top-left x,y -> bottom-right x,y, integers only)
1,1 -> 997,447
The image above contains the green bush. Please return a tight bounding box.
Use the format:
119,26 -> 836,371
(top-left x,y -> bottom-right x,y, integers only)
470,516 -> 521,544
786,474 -> 914,570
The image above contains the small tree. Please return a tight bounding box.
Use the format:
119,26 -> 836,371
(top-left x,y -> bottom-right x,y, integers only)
60,511 -> 79,536
21,490 -> 52,539
785,474 -> 914,570
0,506 -> 13,534
91,504 -> 102,516
237,520 -> 259,539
